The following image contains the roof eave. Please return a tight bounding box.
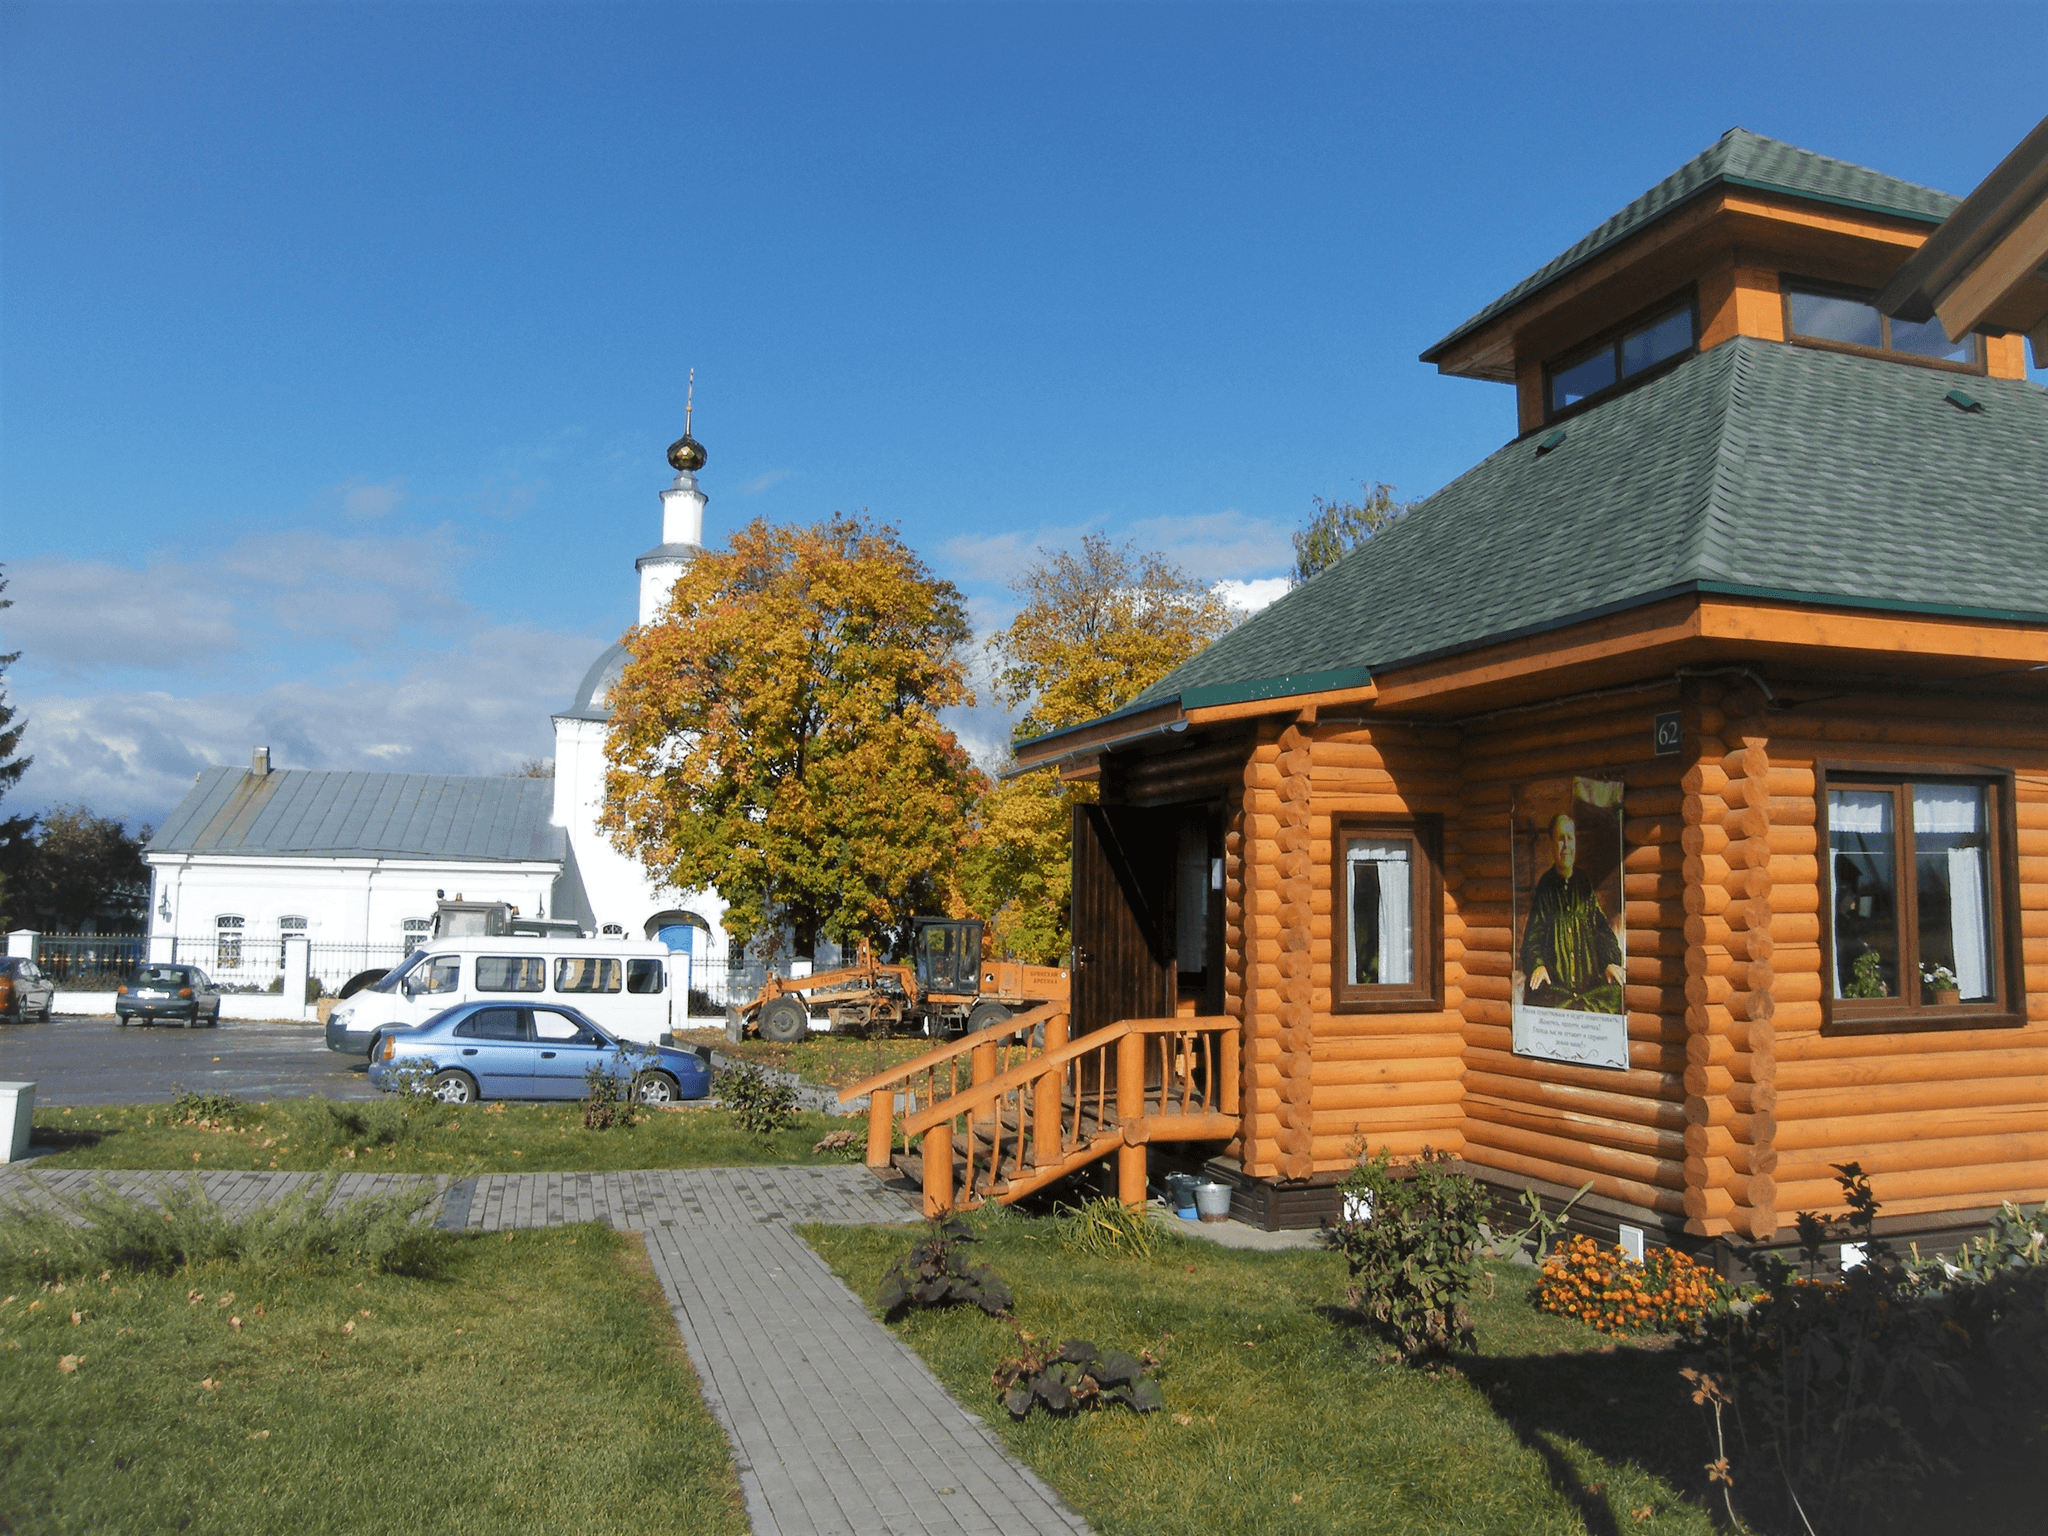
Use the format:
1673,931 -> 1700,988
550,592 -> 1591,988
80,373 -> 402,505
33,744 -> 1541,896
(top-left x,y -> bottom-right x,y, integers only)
1874,114 -> 2048,324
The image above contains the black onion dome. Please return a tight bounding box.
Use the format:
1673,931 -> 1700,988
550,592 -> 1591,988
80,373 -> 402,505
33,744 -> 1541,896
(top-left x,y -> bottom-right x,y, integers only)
667,434 -> 707,472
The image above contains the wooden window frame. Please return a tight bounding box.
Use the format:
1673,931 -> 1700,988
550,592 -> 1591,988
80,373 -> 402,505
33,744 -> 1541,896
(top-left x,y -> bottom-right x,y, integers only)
1816,762 -> 2025,1035
1331,816 -> 1444,1014
1780,276 -> 1987,375
1542,289 -> 1701,423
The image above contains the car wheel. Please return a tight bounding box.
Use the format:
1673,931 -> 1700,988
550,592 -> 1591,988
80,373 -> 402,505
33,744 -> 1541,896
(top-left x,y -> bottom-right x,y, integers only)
364,1032 -> 384,1063
966,1000 -> 1013,1035
634,1071 -> 680,1105
428,1070 -> 478,1106
757,997 -> 809,1044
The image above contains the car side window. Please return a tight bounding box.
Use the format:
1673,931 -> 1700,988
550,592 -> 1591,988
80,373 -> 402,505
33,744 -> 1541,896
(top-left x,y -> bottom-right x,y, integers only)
554,957 -> 621,994
475,956 -> 544,992
625,959 -> 664,994
531,1010 -> 582,1041
455,1007 -> 528,1041
418,956 -> 461,994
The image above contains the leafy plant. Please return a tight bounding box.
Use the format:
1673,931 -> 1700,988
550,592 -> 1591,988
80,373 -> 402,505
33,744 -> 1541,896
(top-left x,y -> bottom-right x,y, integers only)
1535,1233 -> 1726,1335
1918,962 -> 1959,993
581,1049 -> 648,1131
1503,1177 -> 1592,1263
1328,1148 -> 1484,1362
1843,946 -> 1888,998
1694,1165 -> 2048,1535
993,1334 -> 1163,1419
718,1063 -> 797,1138
1055,1196 -> 1166,1261
169,1087 -> 243,1124
877,1215 -> 1013,1318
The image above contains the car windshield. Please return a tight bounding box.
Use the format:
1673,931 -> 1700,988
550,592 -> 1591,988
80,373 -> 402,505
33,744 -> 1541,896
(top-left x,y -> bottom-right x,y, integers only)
367,951 -> 431,993
137,966 -> 190,986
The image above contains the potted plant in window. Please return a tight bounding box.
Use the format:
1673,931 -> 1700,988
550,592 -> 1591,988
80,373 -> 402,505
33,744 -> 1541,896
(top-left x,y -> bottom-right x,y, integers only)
1920,963 -> 1961,1006
1844,947 -> 1888,999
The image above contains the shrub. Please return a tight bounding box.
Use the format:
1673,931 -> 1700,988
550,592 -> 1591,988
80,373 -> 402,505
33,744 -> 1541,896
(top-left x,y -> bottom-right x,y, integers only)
993,1335 -> 1163,1419
877,1215 -> 1013,1318
1328,1148 -> 1485,1362
1535,1234 -> 1726,1335
1693,1165 -> 2048,1536
307,1098 -> 420,1151
169,1087 -> 243,1125
1055,1196 -> 1167,1261
581,1057 -> 642,1131
0,1171 -> 448,1283
718,1063 -> 797,1138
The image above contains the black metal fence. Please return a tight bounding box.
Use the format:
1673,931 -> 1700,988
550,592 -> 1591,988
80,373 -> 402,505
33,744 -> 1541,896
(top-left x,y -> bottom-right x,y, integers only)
28,934 -> 148,988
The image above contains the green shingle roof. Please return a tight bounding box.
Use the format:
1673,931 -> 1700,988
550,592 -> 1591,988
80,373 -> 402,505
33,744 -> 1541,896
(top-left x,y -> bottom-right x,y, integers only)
1421,129 -> 1960,365
1110,339 -> 2048,720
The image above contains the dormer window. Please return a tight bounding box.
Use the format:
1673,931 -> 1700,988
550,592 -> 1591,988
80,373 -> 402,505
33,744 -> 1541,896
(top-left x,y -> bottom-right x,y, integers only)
1784,281 -> 1981,369
1545,297 -> 1698,418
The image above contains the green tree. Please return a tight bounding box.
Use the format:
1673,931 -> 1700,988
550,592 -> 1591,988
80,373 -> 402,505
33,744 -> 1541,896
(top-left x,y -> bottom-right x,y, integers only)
8,806 -> 151,932
1291,481 -> 1408,583
602,514 -> 981,961
0,568 -> 35,924
960,536 -> 1233,962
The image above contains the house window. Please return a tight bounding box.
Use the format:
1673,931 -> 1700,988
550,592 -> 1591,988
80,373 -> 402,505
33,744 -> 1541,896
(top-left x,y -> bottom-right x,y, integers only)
1784,282 -> 1982,369
1332,820 -> 1442,1013
1823,771 -> 2017,1025
402,918 -> 432,954
1546,298 -> 1698,417
215,915 -> 244,970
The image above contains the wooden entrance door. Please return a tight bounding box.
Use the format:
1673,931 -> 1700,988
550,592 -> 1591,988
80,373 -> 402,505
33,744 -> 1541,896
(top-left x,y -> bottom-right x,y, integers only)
1071,803 -> 1179,1035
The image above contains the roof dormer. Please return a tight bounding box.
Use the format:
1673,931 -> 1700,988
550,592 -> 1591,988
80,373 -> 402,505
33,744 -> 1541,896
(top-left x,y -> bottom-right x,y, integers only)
1422,128 -> 2033,435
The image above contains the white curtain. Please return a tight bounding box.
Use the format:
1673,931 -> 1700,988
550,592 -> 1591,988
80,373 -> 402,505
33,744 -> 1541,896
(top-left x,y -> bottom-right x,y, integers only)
1915,786 -> 1991,1000
1830,790 -> 1891,835
1349,841 -> 1412,986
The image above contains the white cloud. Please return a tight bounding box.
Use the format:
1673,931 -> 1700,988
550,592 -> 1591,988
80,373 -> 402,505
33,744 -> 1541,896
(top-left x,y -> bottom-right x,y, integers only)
9,622 -> 602,828
341,478 -> 408,519
1213,576 -> 1291,616
741,470 -> 792,496
2,555 -> 245,676
941,510 -> 1294,596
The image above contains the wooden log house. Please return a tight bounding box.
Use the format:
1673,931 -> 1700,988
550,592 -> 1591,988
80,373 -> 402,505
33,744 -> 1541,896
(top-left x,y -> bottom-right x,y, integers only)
1010,128 -> 2048,1255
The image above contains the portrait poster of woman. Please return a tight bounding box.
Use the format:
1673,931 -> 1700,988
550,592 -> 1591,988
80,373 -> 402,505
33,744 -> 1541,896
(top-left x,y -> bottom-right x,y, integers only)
1510,776 -> 1629,1068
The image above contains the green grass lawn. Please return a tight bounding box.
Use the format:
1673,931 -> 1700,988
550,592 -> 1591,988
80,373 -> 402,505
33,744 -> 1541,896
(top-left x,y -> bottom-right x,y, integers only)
0,1224 -> 746,1535
28,1099 -> 859,1174
806,1213 -> 1720,1536
675,1026 -> 935,1092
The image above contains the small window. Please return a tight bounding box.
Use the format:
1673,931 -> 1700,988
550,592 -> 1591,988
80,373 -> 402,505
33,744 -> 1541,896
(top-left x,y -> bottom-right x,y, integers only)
1823,771 -> 2017,1027
417,956 -> 462,995
402,917 -> 433,954
455,1007 -> 527,1041
475,955 -> 545,993
1546,298 -> 1698,417
1785,281 -> 1981,368
600,923 -> 625,937
215,916 -> 244,970
554,957 -> 621,994
1333,820 -> 1443,1012
626,959 -> 665,995
279,915 -> 307,936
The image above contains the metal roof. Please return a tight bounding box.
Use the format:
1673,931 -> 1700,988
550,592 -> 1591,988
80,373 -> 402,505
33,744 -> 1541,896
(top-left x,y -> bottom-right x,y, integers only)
1422,128 -> 1960,365
555,641 -> 629,723
149,768 -> 565,863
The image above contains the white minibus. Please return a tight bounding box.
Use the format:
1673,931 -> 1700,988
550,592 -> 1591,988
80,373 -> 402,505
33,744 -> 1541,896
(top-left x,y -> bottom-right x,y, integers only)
324,937 -> 687,1056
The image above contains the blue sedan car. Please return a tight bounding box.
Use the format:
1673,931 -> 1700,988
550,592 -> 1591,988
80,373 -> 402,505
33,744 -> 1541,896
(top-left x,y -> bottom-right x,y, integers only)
366,1000 -> 711,1106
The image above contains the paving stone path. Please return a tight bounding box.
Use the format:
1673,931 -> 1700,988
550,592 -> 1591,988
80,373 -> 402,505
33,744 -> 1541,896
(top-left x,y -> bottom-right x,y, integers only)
0,1165 -> 1092,1536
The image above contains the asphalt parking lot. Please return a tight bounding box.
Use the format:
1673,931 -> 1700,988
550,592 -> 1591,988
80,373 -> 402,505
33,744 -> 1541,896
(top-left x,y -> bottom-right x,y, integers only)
0,1014 -> 382,1106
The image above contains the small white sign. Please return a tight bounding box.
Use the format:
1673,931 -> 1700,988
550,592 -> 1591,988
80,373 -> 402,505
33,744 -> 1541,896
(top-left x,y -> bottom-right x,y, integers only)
1618,1224 -> 1645,1265
1513,1002 -> 1630,1070
1840,1241 -> 1867,1271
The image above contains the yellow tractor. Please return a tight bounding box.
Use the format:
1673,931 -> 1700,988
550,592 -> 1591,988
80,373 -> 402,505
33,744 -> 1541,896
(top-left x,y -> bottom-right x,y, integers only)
730,918 -> 1068,1043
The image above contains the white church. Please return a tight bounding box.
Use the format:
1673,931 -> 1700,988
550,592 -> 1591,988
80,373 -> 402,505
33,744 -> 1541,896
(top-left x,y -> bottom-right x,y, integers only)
142,424 -> 732,995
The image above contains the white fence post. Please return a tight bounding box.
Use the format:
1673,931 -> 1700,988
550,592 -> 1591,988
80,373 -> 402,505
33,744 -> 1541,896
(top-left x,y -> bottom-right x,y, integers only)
5,930 -> 36,960
282,935 -> 312,1022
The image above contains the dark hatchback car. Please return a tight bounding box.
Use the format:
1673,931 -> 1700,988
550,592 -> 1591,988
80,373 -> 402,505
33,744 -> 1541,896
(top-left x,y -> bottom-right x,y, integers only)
366,1000 -> 711,1106
116,964 -> 223,1027
0,957 -> 55,1022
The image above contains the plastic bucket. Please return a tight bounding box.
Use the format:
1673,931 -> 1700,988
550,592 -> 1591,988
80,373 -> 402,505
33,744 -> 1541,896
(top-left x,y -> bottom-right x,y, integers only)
1193,1180 -> 1234,1223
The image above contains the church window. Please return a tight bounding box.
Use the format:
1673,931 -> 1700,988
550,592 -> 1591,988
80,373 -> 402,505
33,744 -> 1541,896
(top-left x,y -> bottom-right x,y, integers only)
601,923 -> 625,937
402,917 -> 432,953
1332,819 -> 1442,1013
1545,296 -> 1697,418
215,915 -> 244,970
1784,281 -> 1981,368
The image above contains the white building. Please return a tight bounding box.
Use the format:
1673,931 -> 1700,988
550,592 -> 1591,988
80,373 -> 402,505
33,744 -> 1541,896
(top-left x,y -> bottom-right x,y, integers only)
141,426 -> 731,992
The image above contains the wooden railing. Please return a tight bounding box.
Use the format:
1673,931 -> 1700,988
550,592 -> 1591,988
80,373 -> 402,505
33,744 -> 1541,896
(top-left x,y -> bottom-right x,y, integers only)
838,1001 -> 1067,1169
877,1015 -> 1238,1216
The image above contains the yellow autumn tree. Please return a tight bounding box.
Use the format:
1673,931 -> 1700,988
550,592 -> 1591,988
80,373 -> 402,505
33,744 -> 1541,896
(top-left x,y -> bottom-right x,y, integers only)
602,515 -> 981,961
960,535 -> 1233,962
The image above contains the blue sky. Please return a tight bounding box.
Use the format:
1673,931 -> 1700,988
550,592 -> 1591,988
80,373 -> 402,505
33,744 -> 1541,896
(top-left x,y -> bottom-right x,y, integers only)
3,1 -> 2043,828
